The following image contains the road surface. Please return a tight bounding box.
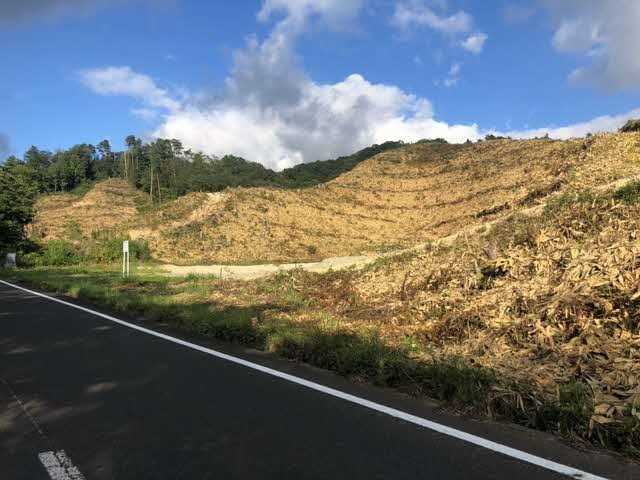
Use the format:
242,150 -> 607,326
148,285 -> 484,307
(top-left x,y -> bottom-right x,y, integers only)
1,281 -> 638,479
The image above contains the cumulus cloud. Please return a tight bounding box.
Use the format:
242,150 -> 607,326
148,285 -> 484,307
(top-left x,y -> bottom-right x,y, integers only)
392,2 -> 472,34
155,71 -> 483,170
502,108 -> 640,139
152,1 -> 486,169
78,1 -> 637,170
543,0 -> 640,90
79,66 -> 181,113
461,32 -> 487,54
392,1 -> 487,55
258,0 -> 364,31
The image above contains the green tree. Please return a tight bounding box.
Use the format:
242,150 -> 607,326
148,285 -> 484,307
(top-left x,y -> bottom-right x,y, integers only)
47,144 -> 96,191
0,164 -> 38,251
24,146 -> 52,192
95,139 -> 119,179
146,138 -> 182,201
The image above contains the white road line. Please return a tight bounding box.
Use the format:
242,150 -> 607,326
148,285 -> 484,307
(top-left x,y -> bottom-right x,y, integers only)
38,450 -> 85,480
2,279 -> 605,480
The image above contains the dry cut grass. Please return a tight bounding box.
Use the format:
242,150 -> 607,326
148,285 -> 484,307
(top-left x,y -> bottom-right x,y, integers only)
29,179 -> 146,242
266,188 -> 640,454
133,133 -> 640,264
32,133 -> 640,266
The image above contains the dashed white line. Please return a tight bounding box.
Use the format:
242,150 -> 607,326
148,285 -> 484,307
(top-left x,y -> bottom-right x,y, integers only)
2,279 -> 607,480
38,450 -> 85,480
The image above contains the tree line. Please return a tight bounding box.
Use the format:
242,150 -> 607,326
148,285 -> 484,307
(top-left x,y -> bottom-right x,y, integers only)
0,135 -> 404,252
2,136 -> 404,200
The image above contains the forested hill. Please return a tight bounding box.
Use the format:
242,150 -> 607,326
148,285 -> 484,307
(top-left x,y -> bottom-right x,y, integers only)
278,141 -> 405,187
0,136 -> 404,202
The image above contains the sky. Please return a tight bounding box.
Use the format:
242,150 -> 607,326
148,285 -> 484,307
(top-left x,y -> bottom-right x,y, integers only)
1,0 -> 640,170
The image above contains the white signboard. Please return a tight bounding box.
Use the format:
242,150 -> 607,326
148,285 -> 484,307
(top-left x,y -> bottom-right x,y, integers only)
123,240 -> 129,253
5,253 -> 16,268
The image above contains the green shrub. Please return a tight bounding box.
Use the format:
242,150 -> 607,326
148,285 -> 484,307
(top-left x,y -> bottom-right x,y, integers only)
85,238 -> 122,263
129,239 -> 151,261
85,237 -> 151,263
613,180 -> 640,204
19,237 -> 151,267
36,241 -> 81,266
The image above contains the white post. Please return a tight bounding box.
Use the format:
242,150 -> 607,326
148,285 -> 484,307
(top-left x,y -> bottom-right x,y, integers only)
123,241 -> 130,278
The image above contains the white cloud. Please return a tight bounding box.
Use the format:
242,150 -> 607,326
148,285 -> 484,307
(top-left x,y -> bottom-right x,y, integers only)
151,2 -> 487,169
461,32 -> 487,54
503,108 -> 640,139
78,2 -> 639,171
543,0 -> 640,90
258,0 -> 364,31
392,1 -> 487,56
392,1 -> 472,34
78,66 -> 181,112
154,71 -> 477,170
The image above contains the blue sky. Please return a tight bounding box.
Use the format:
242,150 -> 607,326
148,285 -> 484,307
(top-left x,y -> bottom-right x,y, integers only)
1,0 -> 640,169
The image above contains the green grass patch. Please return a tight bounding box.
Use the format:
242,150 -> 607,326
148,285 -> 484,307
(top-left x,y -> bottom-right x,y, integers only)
613,180 -> 640,204
544,189 -> 596,214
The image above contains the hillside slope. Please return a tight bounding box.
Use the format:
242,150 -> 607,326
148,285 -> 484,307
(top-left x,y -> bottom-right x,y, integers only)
31,133 -> 640,265
272,180 -> 640,452
135,133 -> 640,264
29,179 -> 145,241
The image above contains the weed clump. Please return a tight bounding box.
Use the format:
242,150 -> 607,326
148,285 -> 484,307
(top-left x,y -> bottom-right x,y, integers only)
613,180 -> 640,204
20,237 -> 150,266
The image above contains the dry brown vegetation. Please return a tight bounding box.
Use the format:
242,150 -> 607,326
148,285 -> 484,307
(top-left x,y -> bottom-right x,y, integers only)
22,133 -> 640,455
29,179 -> 144,241
32,133 -> 640,266
134,133 -> 640,264
191,186 -> 640,453
328,196 -> 640,435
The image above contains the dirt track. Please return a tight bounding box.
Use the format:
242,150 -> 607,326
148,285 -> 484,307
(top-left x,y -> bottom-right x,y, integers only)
161,254 -> 377,280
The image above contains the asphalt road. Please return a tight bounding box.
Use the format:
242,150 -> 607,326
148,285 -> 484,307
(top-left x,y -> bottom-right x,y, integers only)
1,281 -> 638,480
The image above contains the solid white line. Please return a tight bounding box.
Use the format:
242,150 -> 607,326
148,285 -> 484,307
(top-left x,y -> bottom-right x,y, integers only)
3,279 -> 605,480
38,450 -> 85,480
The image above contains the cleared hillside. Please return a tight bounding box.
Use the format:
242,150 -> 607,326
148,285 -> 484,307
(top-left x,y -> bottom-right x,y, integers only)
135,133 -> 640,264
31,133 -> 640,265
29,179 -> 145,241
256,181 -> 640,453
